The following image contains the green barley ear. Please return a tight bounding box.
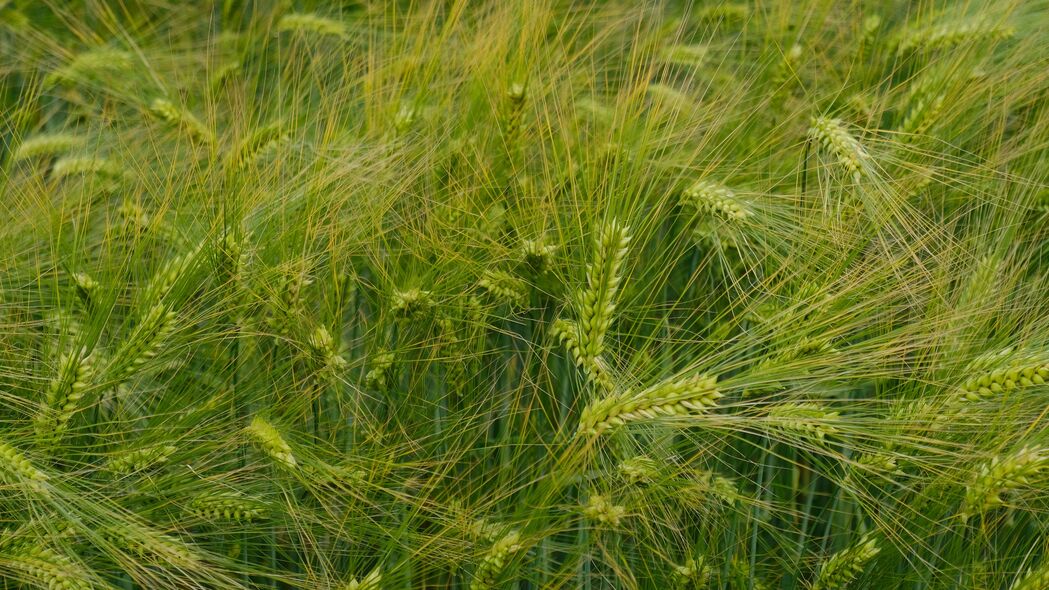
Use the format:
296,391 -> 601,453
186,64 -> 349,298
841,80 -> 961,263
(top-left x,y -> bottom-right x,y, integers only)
0,437 -> 49,496
277,12 -> 348,39
144,242 -> 205,304
618,456 -> 659,485
851,452 -> 902,479
896,18 -> 1014,54
394,100 -> 418,133
898,77 -> 946,141
246,416 -> 298,469
99,521 -> 193,561
307,325 -> 346,372
264,270 -> 313,335
13,133 -> 85,162
34,346 -> 94,447
210,60 -> 240,89
105,303 -> 176,386
809,535 -> 880,590
340,566 -> 382,590
71,271 -> 99,311
4,541 -> 94,590
189,490 -> 267,522
582,493 -> 627,526
391,288 -> 434,321
660,43 -> 707,67
766,402 -> 840,443
477,269 -> 527,308
503,82 -> 527,149
577,373 -> 721,436
771,44 -> 803,97
229,122 -> 286,169
364,350 -> 396,392
681,179 -> 752,222
957,356 -> 1047,403
960,446 -> 1048,520
471,530 -> 524,590
808,116 -> 870,182
551,318 -> 614,392
519,236 -> 557,274
50,155 -> 126,180
863,15 -> 882,41
149,98 -> 216,145
695,4 -> 749,24
44,48 -> 133,87
688,470 -> 742,505
1011,560 -> 1049,590
106,444 -> 177,475
577,219 -> 631,361
117,199 -> 151,232
672,556 -> 711,589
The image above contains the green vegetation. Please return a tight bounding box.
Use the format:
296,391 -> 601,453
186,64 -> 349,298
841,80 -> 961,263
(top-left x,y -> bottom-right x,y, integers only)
1,0 -> 1048,588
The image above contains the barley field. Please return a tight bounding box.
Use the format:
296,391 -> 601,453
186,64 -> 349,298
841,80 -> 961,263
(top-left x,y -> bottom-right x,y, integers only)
1,1 -> 1048,589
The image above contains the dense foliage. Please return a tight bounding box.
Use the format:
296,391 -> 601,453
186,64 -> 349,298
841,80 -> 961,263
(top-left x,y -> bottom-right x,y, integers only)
1,1 -> 1048,589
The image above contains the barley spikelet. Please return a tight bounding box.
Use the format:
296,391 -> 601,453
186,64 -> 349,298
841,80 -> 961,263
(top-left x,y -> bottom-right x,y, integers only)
190,491 -> 267,522
687,470 -> 742,505
478,269 -> 527,308
106,303 -> 176,385
852,453 -> 902,477
34,346 -> 94,446
365,351 -> 396,392
672,556 -> 711,589
149,98 -> 215,145
961,446 -> 1049,520
277,12 -> 348,39
577,373 -> 721,436
4,542 -> 93,590
394,101 -> 417,133
339,566 -> 382,590
577,220 -> 631,360
551,318 -> 614,392
809,535 -> 880,590
618,456 -> 658,485
808,116 -> 870,182
210,61 -> 240,89
13,133 -> 85,161
503,82 -> 526,148
246,416 -> 298,469
102,522 -> 194,564
71,271 -> 99,311
470,530 -> 524,590
0,438 -> 49,495
897,19 -> 1014,54
307,325 -> 346,372
696,4 -> 749,23
1011,560 -> 1049,590
582,494 -> 626,526
681,179 -> 752,221
44,48 -> 133,87
51,156 -> 125,180
229,122 -> 286,169
265,271 -> 312,334
771,44 -> 803,95
958,358 -> 1048,403
661,44 -> 707,66
520,236 -> 557,274
143,242 -> 205,303
899,79 -> 945,140
106,444 -> 177,474
766,402 -> 840,442
391,288 -> 434,321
